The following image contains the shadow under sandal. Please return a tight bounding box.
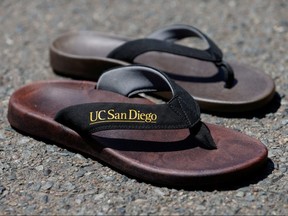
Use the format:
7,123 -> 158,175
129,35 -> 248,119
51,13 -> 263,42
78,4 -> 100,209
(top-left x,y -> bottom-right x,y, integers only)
50,24 -> 275,112
8,65 -> 268,187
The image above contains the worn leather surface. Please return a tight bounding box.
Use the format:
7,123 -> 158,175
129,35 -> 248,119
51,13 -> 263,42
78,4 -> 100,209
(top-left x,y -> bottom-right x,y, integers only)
50,31 -> 275,112
8,80 -> 268,186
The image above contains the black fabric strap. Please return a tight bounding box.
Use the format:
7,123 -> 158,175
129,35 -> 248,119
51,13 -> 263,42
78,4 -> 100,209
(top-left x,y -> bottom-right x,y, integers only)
108,38 -> 221,63
55,65 -> 216,149
97,66 -> 173,97
147,24 -> 222,59
55,66 -> 200,132
107,24 -> 235,88
54,99 -> 198,134
147,24 -> 213,42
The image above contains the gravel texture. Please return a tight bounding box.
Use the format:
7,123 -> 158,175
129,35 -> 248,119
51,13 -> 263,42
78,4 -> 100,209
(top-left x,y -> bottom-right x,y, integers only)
0,0 -> 287,215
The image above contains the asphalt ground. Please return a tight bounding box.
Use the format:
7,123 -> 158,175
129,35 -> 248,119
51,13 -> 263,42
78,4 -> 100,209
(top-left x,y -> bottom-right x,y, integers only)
0,0 -> 287,215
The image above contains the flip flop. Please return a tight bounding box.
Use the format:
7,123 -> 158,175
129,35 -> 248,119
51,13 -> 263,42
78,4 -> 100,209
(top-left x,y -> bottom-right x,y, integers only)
8,65 -> 268,187
50,24 -> 275,112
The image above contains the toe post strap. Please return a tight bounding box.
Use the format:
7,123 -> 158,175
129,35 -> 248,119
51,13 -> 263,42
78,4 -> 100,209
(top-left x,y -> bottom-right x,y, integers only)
215,61 -> 235,88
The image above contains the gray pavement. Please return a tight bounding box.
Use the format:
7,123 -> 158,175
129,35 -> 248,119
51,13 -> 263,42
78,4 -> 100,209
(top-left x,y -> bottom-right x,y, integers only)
0,0 -> 287,215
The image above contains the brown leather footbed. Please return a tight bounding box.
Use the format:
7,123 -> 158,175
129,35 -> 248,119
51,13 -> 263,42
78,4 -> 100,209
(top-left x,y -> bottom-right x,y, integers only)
8,80 -> 268,187
50,31 -> 275,112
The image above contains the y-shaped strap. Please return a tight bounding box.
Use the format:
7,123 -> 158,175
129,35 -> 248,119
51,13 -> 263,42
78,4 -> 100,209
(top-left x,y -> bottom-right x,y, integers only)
107,24 -> 235,88
55,65 -> 216,149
